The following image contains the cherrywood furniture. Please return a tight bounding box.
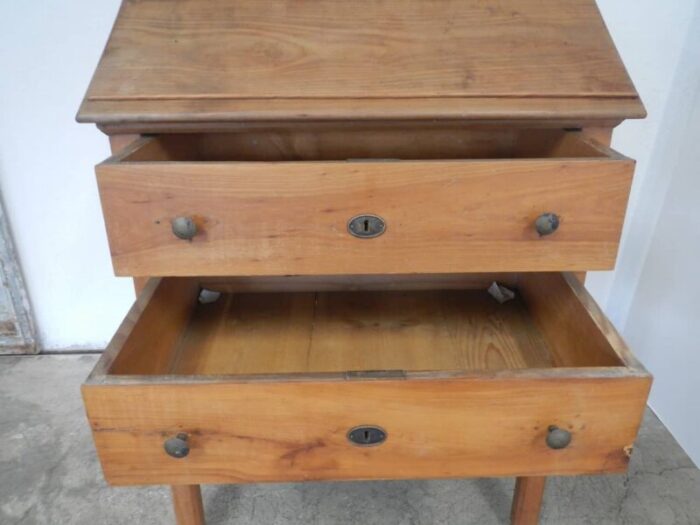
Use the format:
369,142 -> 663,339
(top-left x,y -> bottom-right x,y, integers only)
78,1 -> 650,524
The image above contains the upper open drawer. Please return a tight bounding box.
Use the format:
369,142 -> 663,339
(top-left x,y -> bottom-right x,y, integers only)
97,129 -> 634,277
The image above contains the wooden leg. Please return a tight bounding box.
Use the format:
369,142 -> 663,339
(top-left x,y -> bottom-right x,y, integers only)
171,485 -> 205,525
511,476 -> 546,525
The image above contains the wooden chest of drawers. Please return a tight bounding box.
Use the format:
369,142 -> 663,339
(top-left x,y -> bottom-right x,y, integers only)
78,1 -> 650,524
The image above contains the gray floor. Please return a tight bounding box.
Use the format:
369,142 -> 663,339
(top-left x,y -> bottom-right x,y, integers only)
1,355 -> 698,525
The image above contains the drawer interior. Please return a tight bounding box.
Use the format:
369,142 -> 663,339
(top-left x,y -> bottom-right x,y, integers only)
103,273 -> 636,378
120,128 -> 616,162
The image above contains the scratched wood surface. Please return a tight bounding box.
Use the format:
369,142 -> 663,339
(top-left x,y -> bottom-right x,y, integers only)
77,0 -> 644,123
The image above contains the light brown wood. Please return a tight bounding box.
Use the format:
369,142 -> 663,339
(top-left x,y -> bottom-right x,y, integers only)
107,134 -> 149,295
113,128 -> 607,162
78,2 -> 648,522
511,476 -> 546,525
131,277 -> 149,296
568,127 -> 611,288
96,120 -> 628,141
78,0 -> 643,124
171,485 -> 204,525
99,273 -> 645,377
83,373 -> 649,486
96,133 -> 633,277
82,97 -> 645,128
519,273 -> 619,367
168,289 -> 554,376
89,0 -> 637,99
581,127 -> 614,146
198,273 -> 519,294
518,273 -> 646,370
117,128 -> 606,162
107,278 -> 200,375
108,134 -> 140,153
82,273 -> 651,486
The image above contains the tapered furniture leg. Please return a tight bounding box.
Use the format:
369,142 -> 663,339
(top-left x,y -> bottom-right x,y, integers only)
511,476 -> 546,525
171,485 -> 205,525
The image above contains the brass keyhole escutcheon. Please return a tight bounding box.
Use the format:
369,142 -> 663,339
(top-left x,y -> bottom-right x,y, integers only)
347,214 -> 386,239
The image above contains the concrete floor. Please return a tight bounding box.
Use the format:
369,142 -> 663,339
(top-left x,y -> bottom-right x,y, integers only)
1,355 -> 698,525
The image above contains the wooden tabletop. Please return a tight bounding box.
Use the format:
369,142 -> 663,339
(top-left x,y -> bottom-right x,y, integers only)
78,0 -> 644,124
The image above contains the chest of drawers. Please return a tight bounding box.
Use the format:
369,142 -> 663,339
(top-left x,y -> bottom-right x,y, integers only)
78,1 -> 650,524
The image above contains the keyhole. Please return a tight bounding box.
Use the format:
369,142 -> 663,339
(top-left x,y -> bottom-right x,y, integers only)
347,215 -> 385,239
347,426 -> 386,446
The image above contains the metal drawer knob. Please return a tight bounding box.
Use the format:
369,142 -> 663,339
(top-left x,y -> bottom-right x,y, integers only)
171,216 -> 198,240
535,212 -> 560,236
546,425 -> 572,450
164,433 -> 190,458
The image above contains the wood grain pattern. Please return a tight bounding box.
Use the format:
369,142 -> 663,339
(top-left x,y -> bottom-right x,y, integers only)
171,485 -> 204,525
168,290 -> 554,376
81,96 -> 645,127
511,476 -> 546,525
78,0 -> 643,123
108,134 -> 140,154
518,273 -> 646,370
82,274 -> 651,485
78,1 -> 647,519
87,273 -> 646,380
83,374 -> 649,486
94,274 -> 649,378
96,136 -> 633,277
107,278 -> 199,375
198,273 -> 519,294
119,128 -> 604,162
107,134 -> 151,297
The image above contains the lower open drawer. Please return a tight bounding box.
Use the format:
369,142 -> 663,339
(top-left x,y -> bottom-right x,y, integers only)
82,273 -> 650,486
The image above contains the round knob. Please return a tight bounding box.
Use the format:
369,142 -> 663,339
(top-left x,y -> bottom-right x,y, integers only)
546,425 -> 572,450
164,433 -> 190,458
171,216 -> 198,240
535,213 -> 560,236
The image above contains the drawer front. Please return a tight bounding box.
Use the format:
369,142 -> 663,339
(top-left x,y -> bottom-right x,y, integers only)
97,157 -> 633,276
83,375 -> 649,486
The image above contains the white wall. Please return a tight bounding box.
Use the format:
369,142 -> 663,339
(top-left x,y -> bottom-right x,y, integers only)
613,2 -> 700,466
0,0 -> 130,350
587,0 -> 698,319
0,1 -> 698,460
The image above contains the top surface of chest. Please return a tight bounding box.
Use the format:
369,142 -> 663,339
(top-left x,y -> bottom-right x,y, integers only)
78,0 -> 643,125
